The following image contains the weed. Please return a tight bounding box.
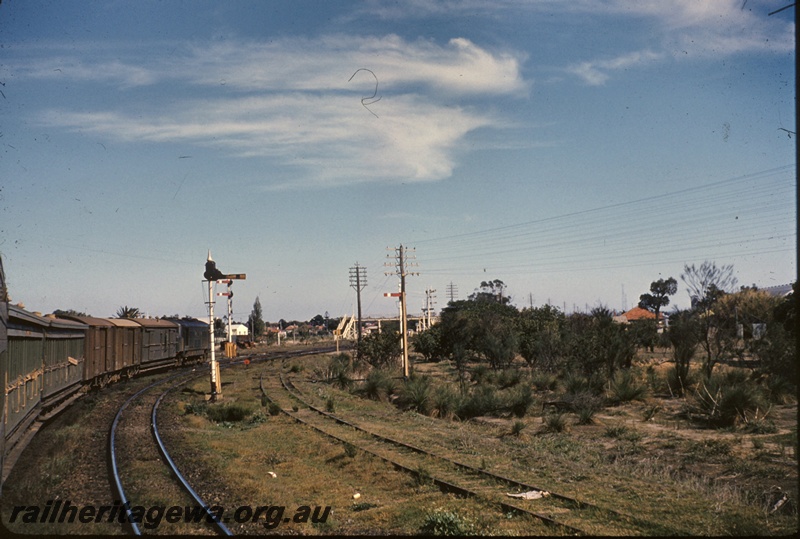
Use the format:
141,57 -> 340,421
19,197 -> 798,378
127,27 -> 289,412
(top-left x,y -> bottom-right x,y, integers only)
248,411 -> 268,425
541,412 -> 567,433
686,438 -> 732,459
604,424 -> 629,439
642,403 -> 660,422
206,403 -> 253,423
420,508 -> 475,536
288,363 -> 302,373
343,442 -> 358,458
326,396 -> 336,413
510,420 -> 526,436
184,402 -> 208,416
352,502 -> 378,512
268,402 -> 282,416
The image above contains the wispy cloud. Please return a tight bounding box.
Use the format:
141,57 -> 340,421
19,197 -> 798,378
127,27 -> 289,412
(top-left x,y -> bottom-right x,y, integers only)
28,35 -> 525,189
567,49 -> 663,86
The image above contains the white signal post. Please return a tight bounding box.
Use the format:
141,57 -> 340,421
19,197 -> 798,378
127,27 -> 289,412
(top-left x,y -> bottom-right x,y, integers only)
204,252 -> 245,401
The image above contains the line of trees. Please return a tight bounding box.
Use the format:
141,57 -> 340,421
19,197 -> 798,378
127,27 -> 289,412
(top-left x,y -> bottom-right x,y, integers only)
409,266 -> 796,394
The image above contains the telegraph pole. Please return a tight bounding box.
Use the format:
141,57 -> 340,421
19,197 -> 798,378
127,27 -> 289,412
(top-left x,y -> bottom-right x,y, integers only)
385,245 -> 418,379
425,287 -> 436,329
349,263 -> 367,344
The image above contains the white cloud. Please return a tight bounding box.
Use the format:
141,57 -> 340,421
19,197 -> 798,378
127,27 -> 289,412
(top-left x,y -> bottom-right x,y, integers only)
35,35 -> 516,189
567,49 -> 663,86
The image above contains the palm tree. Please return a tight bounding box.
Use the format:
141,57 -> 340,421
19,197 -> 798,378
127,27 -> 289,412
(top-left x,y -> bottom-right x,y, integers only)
116,305 -> 141,319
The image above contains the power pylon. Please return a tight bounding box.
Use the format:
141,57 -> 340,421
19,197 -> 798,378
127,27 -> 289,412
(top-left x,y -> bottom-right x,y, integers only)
446,281 -> 458,303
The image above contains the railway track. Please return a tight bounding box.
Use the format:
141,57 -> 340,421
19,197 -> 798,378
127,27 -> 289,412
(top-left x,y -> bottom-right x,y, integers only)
109,368 -> 233,536
106,346 -> 339,536
258,359 -> 685,536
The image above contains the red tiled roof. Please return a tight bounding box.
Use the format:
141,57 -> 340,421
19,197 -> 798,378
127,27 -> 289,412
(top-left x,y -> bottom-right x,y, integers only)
623,306 -> 663,321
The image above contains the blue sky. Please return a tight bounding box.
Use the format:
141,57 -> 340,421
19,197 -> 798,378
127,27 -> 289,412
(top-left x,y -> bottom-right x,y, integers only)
1,0 -> 795,323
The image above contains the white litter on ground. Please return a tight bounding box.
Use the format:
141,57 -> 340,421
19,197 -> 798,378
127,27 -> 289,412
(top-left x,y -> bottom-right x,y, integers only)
506,490 -> 550,500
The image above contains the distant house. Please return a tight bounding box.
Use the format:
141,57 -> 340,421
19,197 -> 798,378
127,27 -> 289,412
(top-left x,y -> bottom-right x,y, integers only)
621,306 -> 662,322
761,283 -> 793,298
230,323 -> 249,336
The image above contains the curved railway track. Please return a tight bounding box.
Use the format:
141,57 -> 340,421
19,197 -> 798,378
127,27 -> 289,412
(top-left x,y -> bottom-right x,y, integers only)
107,347 -> 339,535
109,368 -> 233,536
258,358 -> 686,536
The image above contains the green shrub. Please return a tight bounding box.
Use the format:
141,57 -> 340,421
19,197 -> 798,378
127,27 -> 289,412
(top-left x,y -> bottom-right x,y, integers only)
531,371 -> 559,391
608,369 -> 649,404
343,442 -> 358,458
507,384 -> 534,418
431,385 -> 461,419
206,403 -> 253,423
398,375 -> 433,415
566,391 -> 603,425
361,369 -> 396,401
325,396 -> 336,413
420,508 -> 475,536
495,368 -> 523,389
690,374 -> 768,428
456,386 -> 500,420
667,366 -> 696,397
184,402 -> 208,416
268,402 -> 282,416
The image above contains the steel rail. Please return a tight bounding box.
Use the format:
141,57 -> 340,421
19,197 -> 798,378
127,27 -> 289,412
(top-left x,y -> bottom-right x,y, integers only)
152,378 -> 233,536
276,365 -> 684,536
259,369 -> 585,536
109,371 -> 190,535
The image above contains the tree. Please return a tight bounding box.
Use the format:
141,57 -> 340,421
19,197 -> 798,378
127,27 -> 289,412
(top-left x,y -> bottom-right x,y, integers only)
357,331 -> 401,369
53,308 -> 89,317
638,277 -> 677,324
682,261 -> 737,309
116,305 -> 140,319
248,297 -> 265,340
666,309 -> 699,395
517,305 -> 565,371
411,325 -> 444,362
681,261 -> 738,378
468,279 -> 511,304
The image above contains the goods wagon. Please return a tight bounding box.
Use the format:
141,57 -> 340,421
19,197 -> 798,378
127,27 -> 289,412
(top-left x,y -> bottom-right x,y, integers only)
3,307 -> 87,450
41,315 -> 86,404
136,318 -> 179,369
171,318 -> 210,363
106,318 -> 142,378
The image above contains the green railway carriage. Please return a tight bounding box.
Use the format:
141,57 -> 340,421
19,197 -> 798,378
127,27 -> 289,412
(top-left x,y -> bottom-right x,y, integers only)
135,318 -> 179,369
41,315 -> 86,402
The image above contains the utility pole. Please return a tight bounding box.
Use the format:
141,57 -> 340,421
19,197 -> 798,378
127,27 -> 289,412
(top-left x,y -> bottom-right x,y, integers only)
385,245 -> 418,379
349,263 -> 367,344
446,282 -> 458,303
425,287 -> 436,329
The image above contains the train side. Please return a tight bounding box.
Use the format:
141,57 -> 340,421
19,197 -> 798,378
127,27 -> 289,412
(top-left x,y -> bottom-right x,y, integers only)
3,307 -> 88,454
1,305 -> 210,490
